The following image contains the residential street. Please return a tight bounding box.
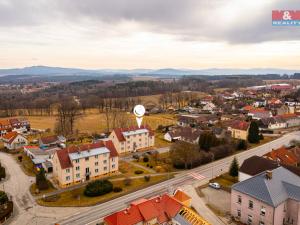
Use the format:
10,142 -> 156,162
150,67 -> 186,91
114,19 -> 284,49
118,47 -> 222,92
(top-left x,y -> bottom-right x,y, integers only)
57,131 -> 300,225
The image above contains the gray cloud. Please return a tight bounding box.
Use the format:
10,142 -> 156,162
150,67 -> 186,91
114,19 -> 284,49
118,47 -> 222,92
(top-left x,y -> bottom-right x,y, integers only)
0,0 -> 300,44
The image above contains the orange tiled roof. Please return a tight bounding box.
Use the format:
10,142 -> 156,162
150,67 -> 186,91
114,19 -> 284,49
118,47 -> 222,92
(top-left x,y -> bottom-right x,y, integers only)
173,190 -> 191,202
264,146 -> 298,166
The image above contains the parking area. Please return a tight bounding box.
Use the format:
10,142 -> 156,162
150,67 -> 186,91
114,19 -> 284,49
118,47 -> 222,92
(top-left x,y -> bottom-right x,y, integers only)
201,187 -> 231,214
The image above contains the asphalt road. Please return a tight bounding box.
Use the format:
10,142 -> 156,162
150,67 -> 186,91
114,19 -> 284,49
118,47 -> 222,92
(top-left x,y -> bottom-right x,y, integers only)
57,131 -> 300,225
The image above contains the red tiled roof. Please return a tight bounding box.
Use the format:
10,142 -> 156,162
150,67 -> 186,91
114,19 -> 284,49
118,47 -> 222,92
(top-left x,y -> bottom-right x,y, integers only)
229,120 -> 250,131
56,141 -> 119,169
136,200 -> 160,221
278,114 -> 298,119
112,125 -> 154,142
104,205 -> 144,225
248,108 -> 267,113
104,194 -> 182,225
243,105 -> 255,111
264,146 -> 299,166
2,131 -> 20,144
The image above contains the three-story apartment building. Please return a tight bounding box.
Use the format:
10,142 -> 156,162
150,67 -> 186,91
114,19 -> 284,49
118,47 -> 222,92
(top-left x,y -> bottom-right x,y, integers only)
109,125 -> 155,154
53,140 -> 118,188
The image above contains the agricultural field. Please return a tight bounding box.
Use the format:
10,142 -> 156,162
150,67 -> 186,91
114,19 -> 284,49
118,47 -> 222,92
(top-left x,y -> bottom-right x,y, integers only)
22,112 -> 177,135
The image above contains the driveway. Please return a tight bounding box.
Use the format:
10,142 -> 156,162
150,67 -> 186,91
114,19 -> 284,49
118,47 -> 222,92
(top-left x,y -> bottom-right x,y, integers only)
181,185 -> 226,225
201,187 -> 231,214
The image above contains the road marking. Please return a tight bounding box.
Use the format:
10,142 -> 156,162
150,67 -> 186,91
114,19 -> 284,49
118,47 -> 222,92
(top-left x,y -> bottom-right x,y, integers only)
189,172 -> 206,180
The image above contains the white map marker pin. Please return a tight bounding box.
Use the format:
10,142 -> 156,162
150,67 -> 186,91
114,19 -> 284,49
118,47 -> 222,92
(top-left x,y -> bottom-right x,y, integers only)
133,105 -> 145,128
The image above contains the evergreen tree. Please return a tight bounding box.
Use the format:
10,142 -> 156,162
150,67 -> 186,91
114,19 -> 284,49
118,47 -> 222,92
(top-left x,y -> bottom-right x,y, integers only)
198,131 -> 219,151
248,121 -> 260,143
229,157 -> 239,177
36,168 -> 49,190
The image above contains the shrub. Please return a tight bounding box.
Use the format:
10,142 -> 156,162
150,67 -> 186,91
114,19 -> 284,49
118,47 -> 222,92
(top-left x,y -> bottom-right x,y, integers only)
146,164 -> 149,167
144,175 -> 151,182
0,166 -> 6,180
143,156 -> 149,162
0,191 -> 8,205
236,140 -> 247,150
150,165 -> 153,168
134,170 -> 144,175
259,134 -> 264,140
113,187 -> 123,193
123,177 -> 132,186
36,168 -> 49,190
84,179 -> 113,197
18,155 -> 23,162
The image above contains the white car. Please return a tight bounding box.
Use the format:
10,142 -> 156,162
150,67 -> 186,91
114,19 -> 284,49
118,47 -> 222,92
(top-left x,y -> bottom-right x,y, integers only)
209,182 -> 221,189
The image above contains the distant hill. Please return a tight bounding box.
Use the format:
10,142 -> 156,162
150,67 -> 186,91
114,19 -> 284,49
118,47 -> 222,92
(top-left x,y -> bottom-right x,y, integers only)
0,65 -> 299,76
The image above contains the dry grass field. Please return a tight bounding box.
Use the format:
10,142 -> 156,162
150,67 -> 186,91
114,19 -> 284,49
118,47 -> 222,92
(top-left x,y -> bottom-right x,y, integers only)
13,112 -> 177,134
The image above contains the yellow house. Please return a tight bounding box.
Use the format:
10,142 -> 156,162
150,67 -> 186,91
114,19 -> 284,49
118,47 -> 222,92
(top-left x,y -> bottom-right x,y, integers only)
53,140 -> 119,188
109,125 -> 155,154
227,120 -> 250,140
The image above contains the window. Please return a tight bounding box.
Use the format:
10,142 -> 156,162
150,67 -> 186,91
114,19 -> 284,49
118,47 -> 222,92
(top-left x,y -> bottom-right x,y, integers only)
112,157 -> 115,162
95,162 -> 98,166
237,209 -> 241,217
112,164 -> 115,169
76,173 -> 80,178
139,139 -> 141,142
95,155 -> 98,159
104,166 -> 107,171
260,207 -> 266,216
249,200 -> 253,209
127,141 -> 130,144
75,159 -> 79,163
76,166 -> 80,171
66,168 -> 70,173
247,215 -> 253,225
103,160 -> 107,164
104,153 -> 108,157
66,176 -> 70,181
237,195 -> 242,204
259,221 -> 265,225
85,157 -> 89,161
95,169 -> 99,173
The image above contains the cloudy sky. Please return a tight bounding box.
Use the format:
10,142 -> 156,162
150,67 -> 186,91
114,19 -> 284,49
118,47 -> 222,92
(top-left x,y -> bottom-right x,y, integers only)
0,0 -> 300,69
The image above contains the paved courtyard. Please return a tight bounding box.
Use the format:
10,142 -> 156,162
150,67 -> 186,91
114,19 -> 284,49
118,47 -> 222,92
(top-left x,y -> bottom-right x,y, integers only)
202,187 -> 231,214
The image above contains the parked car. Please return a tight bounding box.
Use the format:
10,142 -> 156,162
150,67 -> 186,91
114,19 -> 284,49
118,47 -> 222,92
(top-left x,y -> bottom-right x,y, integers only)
146,151 -> 153,155
209,182 -> 221,189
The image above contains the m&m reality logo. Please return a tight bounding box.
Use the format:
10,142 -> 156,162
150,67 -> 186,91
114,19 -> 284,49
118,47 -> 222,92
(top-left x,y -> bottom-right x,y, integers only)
272,10 -> 300,26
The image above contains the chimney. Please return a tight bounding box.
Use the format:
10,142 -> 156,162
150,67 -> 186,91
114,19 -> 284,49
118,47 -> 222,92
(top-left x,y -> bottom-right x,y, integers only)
266,170 -> 272,180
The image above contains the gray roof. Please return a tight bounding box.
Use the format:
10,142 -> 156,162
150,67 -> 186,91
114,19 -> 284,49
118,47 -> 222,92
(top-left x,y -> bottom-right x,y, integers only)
174,214 -> 192,225
232,167 -> 300,207
69,147 -> 110,160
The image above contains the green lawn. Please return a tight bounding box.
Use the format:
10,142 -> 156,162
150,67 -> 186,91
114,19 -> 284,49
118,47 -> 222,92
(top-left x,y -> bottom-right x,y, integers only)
14,152 -> 37,177
30,181 -> 57,196
37,175 -> 171,207
134,152 -> 179,173
119,160 -> 150,176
